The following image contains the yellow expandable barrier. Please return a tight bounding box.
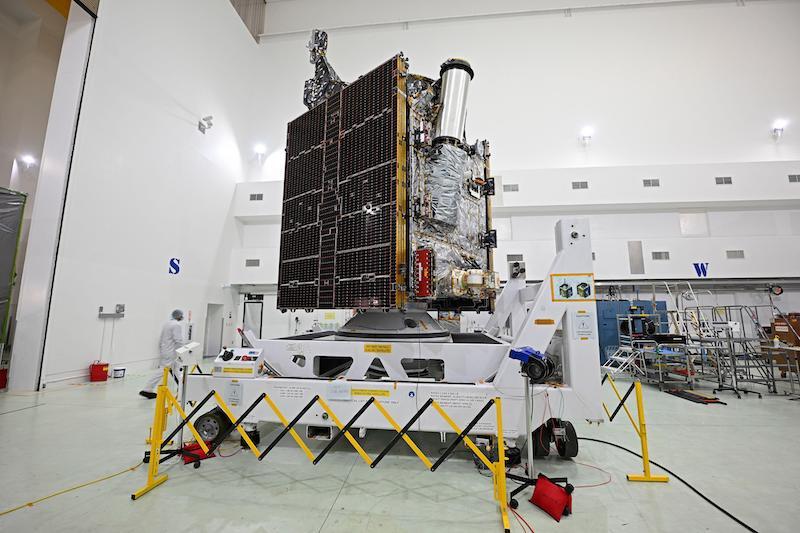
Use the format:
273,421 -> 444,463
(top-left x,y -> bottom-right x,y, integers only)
133,377 -> 512,532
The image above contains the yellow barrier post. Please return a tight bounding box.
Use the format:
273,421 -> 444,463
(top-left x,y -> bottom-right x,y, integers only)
213,391 -> 262,458
603,375 -> 641,438
372,399 -> 433,469
131,368 -> 171,500
626,381 -> 669,483
262,394 -> 316,463
132,369 -> 211,499
316,397 -> 373,466
493,397 -> 511,533
431,401 -> 494,470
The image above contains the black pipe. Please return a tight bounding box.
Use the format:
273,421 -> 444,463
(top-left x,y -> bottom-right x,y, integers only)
259,395 -> 319,460
371,398 -> 434,468
430,399 -> 495,472
608,383 -> 636,422
207,393 -> 266,455
313,397 -> 375,465
160,390 -> 216,450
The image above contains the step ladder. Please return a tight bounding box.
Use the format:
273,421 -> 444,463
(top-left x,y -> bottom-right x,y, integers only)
601,346 -> 644,376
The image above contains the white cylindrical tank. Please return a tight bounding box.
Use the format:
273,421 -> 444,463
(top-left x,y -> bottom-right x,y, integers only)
433,58 -> 474,144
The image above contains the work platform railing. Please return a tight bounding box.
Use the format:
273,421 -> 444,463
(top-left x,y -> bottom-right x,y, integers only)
132,369 -> 513,532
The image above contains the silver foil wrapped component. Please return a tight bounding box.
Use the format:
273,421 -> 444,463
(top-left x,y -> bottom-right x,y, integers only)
303,29 -> 346,109
425,143 -> 470,227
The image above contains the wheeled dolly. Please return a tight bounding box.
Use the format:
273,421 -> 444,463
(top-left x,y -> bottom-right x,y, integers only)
531,418 -> 579,458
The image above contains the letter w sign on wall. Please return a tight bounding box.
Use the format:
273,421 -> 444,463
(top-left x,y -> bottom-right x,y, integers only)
692,262 -> 709,277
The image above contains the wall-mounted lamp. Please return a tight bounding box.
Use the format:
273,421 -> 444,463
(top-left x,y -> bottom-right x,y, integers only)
580,126 -> 594,146
19,154 -> 36,168
254,143 -> 267,163
198,115 -> 214,134
772,118 -> 788,141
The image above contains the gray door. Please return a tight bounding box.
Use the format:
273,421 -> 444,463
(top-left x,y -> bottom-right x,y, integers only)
0,189 -> 26,349
243,300 -> 263,339
203,303 -> 224,357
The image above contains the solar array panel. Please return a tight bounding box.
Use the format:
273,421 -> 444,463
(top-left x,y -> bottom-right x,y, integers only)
278,56 -> 407,310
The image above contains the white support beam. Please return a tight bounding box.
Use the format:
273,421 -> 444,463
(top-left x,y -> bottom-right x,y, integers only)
8,4 -> 94,391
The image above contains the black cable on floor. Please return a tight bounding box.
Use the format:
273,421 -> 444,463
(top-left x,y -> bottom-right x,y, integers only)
578,437 -> 758,533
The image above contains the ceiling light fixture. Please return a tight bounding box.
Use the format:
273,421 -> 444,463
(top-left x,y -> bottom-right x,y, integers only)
20,154 -> 36,168
198,115 -> 214,134
772,118 -> 788,140
580,126 -> 594,146
254,142 -> 267,164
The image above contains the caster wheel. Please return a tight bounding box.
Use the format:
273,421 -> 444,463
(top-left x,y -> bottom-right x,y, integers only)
532,423 -> 552,457
195,407 -> 232,443
758,394 -> 763,399
143,457 -> 149,464
510,499 -> 518,509
553,420 -> 579,459
193,461 -> 201,469
563,508 -> 571,516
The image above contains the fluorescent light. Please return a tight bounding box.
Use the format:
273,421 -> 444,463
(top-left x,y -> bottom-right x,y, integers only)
20,154 -> 36,167
254,143 -> 267,155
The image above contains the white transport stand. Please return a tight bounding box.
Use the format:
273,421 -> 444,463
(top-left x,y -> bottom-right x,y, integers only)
185,218 -> 603,466
173,342 -> 201,449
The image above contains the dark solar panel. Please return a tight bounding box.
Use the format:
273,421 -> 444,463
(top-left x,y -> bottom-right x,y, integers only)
278,56 -> 404,310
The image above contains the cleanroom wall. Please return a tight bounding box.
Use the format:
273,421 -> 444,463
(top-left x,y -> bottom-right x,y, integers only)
25,0 -> 263,386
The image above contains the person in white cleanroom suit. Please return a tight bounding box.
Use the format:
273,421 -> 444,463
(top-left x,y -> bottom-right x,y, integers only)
139,309 -> 186,399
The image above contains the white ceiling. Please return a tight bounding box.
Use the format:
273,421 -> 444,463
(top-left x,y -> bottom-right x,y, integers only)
261,0 -> 754,36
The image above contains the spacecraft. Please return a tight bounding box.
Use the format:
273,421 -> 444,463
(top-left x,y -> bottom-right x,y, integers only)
277,31 -> 498,314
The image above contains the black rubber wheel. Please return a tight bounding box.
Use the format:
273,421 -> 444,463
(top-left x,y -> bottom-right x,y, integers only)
241,429 -> 260,448
195,407 -> 231,443
510,498 -> 518,509
532,423 -> 552,457
193,461 -> 201,469
554,420 -> 579,459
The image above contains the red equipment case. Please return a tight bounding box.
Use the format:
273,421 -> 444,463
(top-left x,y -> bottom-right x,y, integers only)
89,362 -> 109,382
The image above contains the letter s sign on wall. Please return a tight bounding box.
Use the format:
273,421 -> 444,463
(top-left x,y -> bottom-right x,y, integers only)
168,258 -> 181,275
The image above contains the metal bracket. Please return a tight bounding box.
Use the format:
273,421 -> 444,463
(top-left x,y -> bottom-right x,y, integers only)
483,177 -> 495,196
483,230 -> 498,248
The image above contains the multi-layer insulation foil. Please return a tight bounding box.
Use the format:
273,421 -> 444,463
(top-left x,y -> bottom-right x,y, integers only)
407,75 -> 495,309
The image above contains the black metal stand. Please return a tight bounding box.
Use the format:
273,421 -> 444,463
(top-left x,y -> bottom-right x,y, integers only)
507,473 -> 571,511
142,389 -> 217,469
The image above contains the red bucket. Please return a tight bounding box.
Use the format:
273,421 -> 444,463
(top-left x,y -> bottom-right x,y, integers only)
89,362 -> 109,382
